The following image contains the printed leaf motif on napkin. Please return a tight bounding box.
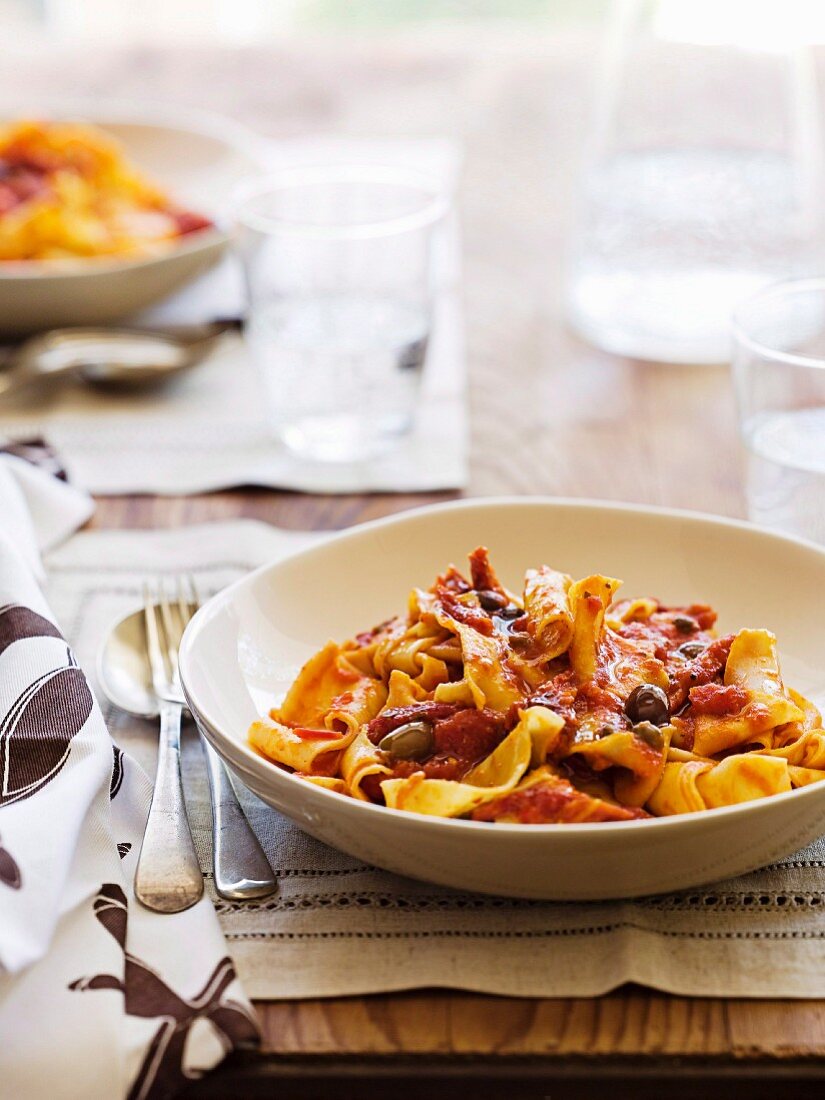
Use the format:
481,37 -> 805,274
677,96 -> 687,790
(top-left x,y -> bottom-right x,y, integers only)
70,885 -> 258,1100
0,603 -> 63,655
0,833 -> 21,889
0,643 -> 92,808
111,745 -> 126,800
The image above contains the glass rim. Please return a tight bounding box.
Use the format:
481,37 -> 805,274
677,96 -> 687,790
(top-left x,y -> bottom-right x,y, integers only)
731,276 -> 825,371
233,163 -> 450,240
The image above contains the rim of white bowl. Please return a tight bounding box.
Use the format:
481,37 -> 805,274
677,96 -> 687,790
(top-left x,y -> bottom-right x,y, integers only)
179,496 -> 825,836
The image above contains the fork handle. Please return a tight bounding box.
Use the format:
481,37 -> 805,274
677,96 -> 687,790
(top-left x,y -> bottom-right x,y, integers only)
201,735 -> 277,900
135,700 -> 204,913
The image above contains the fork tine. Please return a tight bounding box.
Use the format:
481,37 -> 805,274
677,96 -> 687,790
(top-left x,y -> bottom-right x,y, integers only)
158,578 -> 181,664
143,581 -> 169,688
176,575 -> 191,627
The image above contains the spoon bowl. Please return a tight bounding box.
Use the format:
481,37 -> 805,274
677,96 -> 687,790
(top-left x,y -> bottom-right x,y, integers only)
97,607 -> 157,719
0,322 -> 234,402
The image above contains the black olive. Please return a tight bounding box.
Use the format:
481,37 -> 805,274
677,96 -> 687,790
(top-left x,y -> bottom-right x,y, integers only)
477,589 -> 508,612
673,615 -> 698,634
633,721 -> 664,749
677,641 -> 706,659
378,721 -> 434,761
624,683 -> 670,727
495,604 -> 523,621
508,630 -> 533,651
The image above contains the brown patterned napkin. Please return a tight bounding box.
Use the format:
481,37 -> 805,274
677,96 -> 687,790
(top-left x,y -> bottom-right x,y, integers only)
0,472 -> 256,1099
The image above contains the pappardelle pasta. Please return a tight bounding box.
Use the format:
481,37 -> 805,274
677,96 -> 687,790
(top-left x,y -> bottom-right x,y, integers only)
0,120 -> 213,261
249,548 -> 825,823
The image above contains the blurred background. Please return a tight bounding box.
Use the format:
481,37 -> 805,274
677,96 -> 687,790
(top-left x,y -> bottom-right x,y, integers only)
0,1 -> 609,44
4,1 -> 825,519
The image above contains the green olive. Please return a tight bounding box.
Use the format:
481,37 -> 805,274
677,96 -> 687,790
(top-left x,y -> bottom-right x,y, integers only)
378,721 -> 435,761
633,720 -> 665,749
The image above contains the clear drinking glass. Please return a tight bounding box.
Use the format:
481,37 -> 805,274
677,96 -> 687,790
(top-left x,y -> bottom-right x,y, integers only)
235,165 -> 448,462
733,277 -> 825,543
567,0 -> 825,364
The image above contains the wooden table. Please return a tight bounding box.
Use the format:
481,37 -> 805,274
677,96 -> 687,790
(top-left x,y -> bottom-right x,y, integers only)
19,28 -> 821,1098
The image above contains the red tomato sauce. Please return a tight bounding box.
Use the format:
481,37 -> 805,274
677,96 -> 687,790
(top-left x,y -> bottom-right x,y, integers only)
687,682 -> 749,717
666,634 -> 735,711
367,702 -> 466,743
472,777 -> 649,824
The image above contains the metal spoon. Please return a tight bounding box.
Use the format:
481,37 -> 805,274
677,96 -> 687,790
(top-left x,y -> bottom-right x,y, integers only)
0,320 -> 237,401
97,605 -> 277,902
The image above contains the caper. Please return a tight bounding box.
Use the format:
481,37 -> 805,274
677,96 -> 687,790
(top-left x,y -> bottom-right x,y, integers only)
477,588 -> 508,612
673,615 -> 698,634
633,720 -> 664,749
677,641 -> 706,659
496,605 -> 523,621
378,720 -> 435,761
624,683 -> 670,727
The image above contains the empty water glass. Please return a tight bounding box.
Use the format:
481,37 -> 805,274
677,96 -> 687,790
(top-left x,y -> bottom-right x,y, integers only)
732,277 -> 825,543
235,165 -> 448,462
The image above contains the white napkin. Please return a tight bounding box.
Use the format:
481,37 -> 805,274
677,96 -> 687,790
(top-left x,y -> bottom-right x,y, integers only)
0,464 -> 256,1097
0,454 -> 92,575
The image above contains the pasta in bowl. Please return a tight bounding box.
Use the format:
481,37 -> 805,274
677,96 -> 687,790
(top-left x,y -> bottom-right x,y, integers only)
179,499 -> 825,899
248,547 -> 824,824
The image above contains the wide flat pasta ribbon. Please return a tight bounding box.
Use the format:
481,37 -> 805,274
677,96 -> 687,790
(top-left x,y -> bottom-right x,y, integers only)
568,725 -> 671,807
433,614 -> 523,711
691,629 -> 804,757
522,566 -> 574,659
277,641 -> 384,730
647,753 -> 791,815
249,717 -> 356,776
339,730 -> 393,801
568,574 -> 622,681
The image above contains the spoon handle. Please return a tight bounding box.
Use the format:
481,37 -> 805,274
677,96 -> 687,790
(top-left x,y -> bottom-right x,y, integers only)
200,734 -> 277,900
134,700 -> 204,913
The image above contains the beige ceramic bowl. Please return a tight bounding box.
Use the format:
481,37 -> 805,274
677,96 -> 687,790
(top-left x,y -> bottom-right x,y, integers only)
179,499 -> 825,900
0,106 -> 268,333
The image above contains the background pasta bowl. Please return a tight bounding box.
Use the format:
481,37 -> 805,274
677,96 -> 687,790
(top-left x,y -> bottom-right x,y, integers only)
0,103 -> 269,333
179,498 -> 825,900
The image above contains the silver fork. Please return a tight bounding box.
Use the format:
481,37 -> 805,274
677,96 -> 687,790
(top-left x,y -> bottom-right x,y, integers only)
135,579 -> 204,913
185,578 -> 276,902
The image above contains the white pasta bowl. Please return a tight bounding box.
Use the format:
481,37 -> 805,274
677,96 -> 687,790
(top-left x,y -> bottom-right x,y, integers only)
0,105 -> 269,333
179,498 -> 825,900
